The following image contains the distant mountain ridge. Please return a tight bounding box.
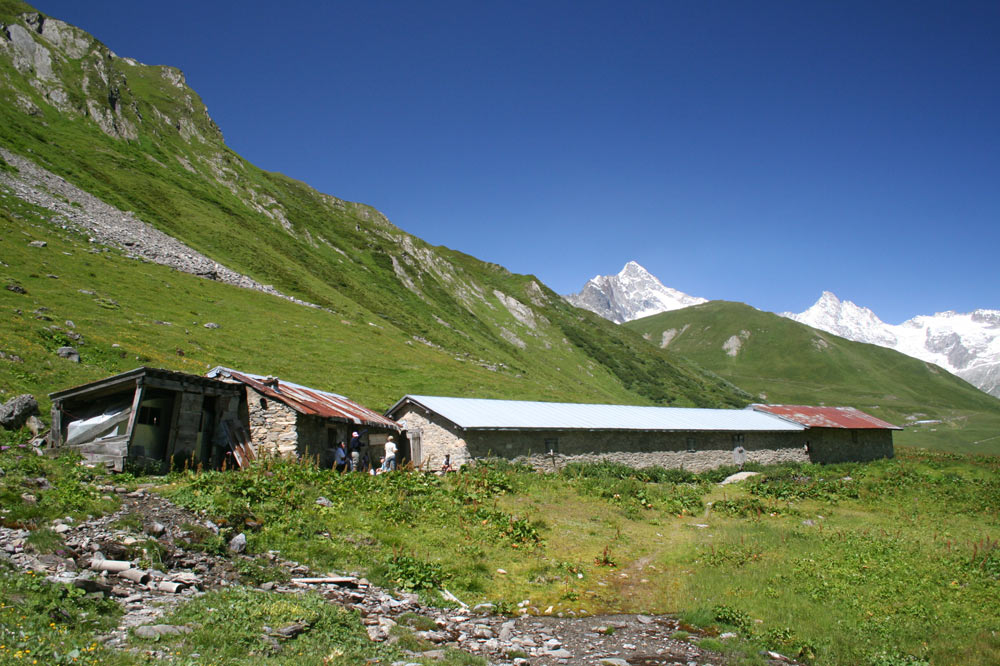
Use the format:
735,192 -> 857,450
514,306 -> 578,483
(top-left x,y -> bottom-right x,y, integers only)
782,292 -> 1000,399
564,261 -> 706,324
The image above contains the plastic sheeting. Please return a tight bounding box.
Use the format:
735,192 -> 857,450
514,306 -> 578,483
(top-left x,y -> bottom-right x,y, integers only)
65,402 -> 132,448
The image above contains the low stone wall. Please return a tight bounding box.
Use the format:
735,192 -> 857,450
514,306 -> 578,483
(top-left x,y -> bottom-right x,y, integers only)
512,447 -> 810,474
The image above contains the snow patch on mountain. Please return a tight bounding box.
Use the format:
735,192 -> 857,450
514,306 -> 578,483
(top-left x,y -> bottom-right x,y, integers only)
783,292 -> 1000,398
565,261 -> 706,324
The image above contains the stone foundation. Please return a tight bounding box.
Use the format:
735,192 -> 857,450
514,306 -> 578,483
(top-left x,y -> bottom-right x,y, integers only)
513,447 -> 810,474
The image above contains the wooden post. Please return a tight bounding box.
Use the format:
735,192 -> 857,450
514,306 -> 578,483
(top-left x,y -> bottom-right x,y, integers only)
123,380 -> 145,459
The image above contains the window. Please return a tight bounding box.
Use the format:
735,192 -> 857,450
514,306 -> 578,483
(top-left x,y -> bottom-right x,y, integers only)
259,398 -> 268,410
732,433 -> 745,444
686,437 -> 696,453
851,431 -> 859,443
544,437 -> 559,454
138,406 -> 162,426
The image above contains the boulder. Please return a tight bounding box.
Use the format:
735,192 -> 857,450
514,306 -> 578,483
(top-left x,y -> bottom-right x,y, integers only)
0,394 -> 39,430
56,346 -> 80,362
228,533 -> 246,554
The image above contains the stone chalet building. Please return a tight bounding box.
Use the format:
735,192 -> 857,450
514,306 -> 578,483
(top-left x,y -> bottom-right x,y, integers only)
206,367 -> 400,468
385,396 -> 899,472
47,366 -> 399,471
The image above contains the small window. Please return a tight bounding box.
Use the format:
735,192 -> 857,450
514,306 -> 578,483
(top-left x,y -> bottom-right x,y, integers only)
686,437 -> 696,453
259,398 -> 268,410
544,437 -> 559,454
138,406 -> 162,426
851,431 -> 859,443
732,433 -> 745,444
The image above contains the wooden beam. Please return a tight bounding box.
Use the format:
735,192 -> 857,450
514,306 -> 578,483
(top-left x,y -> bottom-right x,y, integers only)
123,383 -> 145,458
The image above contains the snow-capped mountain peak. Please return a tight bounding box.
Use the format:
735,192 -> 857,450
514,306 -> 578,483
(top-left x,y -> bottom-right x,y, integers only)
782,291 -> 897,347
782,292 -> 1000,398
564,261 -> 706,324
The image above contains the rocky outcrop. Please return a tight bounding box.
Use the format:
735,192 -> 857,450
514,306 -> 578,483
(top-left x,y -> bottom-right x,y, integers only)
0,394 -> 39,430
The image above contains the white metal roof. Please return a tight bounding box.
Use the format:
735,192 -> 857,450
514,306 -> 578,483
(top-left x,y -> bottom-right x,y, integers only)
389,395 -> 806,432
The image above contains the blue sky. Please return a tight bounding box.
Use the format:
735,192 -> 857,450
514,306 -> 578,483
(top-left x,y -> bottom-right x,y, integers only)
34,1 -> 1000,323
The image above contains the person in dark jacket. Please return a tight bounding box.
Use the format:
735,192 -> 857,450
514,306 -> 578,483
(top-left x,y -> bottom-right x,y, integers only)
334,441 -> 348,473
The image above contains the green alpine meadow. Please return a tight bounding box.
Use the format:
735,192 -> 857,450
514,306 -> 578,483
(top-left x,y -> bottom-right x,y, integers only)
625,302 -> 1000,455
1,3 -> 998,665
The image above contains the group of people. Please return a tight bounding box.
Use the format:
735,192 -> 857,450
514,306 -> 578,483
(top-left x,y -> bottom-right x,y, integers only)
332,429 -> 397,474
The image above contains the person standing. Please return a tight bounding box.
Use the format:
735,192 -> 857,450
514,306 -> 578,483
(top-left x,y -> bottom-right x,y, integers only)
334,441 -> 348,473
349,431 -> 364,471
381,435 -> 397,472
733,444 -> 747,471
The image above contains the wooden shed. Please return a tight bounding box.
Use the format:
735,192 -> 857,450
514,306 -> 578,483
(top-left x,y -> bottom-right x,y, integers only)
48,367 -> 245,472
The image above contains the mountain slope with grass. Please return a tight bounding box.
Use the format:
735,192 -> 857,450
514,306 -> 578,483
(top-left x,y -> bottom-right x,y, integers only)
624,301 -> 1000,453
0,2 -> 748,416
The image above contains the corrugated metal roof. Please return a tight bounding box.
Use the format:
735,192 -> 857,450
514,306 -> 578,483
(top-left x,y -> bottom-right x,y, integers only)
207,367 -> 400,431
750,404 -> 901,430
388,395 -> 806,432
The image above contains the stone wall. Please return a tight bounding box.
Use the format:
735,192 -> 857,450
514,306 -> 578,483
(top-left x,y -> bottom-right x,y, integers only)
513,448 -> 809,474
395,405 -> 471,469
807,428 -> 894,463
465,428 -> 809,460
246,388 -> 298,457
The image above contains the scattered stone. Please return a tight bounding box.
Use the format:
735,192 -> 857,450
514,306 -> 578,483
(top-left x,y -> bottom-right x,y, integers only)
134,624 -> 192,640
720,471 -> 760,485
28,240 -> 47,247
5,283 -> 26,294
228,533 -> 247,554
636,614 -> 654,624
315,496 -> 333,507
203,322 -> 219,329
56,346 -> 80,362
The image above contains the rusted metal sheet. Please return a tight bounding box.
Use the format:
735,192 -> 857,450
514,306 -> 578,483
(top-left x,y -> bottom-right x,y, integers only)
750,404 -> 901,430
207,367 -> 400,431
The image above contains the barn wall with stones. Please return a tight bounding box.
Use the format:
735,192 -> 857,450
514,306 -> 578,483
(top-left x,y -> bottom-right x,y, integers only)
246,388 -> 298,457
466,429 -> 811,472
806,428 -> 894,463
394,405 -> 471,469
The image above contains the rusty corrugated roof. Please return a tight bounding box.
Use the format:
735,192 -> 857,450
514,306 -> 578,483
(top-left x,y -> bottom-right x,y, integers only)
207,367 -> 400,431
750,404 -> 901,430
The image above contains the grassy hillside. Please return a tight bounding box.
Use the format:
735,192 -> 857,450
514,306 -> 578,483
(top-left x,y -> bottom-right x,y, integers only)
0,5 -> 746,416
624,301 -> 1000,454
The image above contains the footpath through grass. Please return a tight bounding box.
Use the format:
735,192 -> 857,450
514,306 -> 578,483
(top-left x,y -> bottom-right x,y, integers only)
157,451 -> 1000,665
